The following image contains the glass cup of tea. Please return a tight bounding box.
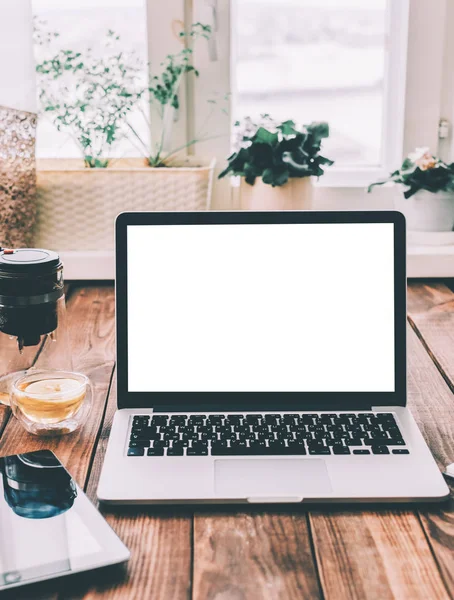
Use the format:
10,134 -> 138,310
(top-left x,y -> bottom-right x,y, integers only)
10,370 -> 92,436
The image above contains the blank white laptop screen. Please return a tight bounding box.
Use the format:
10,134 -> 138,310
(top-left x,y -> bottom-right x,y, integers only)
127,223 -> 395,393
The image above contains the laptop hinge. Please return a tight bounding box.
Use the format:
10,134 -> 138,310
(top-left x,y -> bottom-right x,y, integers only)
146,403 -> 374,413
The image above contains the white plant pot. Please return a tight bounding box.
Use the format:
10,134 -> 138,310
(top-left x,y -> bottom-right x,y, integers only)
239,177 -> 313,210
34,157 -> 216,251
394,189 -> 454,232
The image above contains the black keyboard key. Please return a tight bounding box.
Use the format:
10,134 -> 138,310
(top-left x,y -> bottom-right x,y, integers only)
169,415 -> 187,425
244,442 -> 267,455
392,449 -> 410,454
389,438 -> 405,446
187,443 -> 208,456
224,418 -> 243,428
228,415 -> 244,423
129,440 -> 150,448
344,437 -> 362,446
286,441 -> 307,455
227,441 -> 248,455
283,414 -> 298,424
326,437 -> 340,446
253,424 -> 270,434
353,449 -> 370,454
376,412 -> 396,423
300,415 -> 316,425
265,440 -> 286,454
140,426 -> 161,438
207,415 -> 224,424
308,442 -> 331,455
127,447 -> 144,456
155,440 -> 169,448
150,415 -> 168,426
320,414 -> 335,424
273,431 -> 290,442
197,425 -> 212,434
211,441 -> 230,455
245,414 -> 261,423
188,416 -> 205,424
264,414 -> 280,424
337,414 -> 353,423
164,424 -> 177,433
133,415 -> 149,424
167,444 -> 185,456
147,447 -> 164,456
163,432 -> 180,442
372,445 -> 390,454
215,424 -> 232,434
333,445 -> 350,455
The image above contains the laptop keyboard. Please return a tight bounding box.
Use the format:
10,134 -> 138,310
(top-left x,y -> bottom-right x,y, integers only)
126,412 -> 408,457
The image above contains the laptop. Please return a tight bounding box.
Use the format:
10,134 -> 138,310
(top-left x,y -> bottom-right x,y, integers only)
97,211 -> 449,504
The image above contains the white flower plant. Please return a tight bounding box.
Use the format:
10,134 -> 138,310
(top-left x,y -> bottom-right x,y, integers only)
368,147 -> 454,199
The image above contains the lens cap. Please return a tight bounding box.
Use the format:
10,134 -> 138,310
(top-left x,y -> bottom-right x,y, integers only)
0,249 -> 61,274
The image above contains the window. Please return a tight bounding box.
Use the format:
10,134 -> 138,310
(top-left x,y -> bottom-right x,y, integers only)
233,0 -> 388,167
11,0 -> 449,192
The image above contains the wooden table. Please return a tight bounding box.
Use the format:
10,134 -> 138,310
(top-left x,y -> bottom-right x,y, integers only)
1,281 -> 454,600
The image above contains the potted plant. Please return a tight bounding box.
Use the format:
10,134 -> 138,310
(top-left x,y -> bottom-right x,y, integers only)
368,148 -> 454,232
33,24 -> 218,252
219,115 -> 333,210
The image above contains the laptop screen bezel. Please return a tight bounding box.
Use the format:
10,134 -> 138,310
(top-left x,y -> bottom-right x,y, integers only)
115,210 -> 406,411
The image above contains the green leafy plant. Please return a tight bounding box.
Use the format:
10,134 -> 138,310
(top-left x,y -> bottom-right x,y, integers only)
34,21 -> 224,169
127,23 -> 227,167
35,28 -> 143,168
368,147 -> 454,199
218,115 -> 334,187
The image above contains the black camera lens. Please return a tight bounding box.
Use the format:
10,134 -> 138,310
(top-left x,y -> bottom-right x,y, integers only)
0,249 -> 63,348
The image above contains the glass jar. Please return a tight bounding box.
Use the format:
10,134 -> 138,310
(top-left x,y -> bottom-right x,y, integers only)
0,249 -> 73,406
10,371 -> 92,436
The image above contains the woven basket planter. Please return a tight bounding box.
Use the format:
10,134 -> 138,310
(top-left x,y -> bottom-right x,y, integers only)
35,157 -> 216,251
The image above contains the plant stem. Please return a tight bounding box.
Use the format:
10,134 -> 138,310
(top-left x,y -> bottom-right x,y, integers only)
125,121 -> 149,156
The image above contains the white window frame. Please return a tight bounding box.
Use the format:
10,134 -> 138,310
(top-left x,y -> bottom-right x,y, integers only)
152,0 -> 448,190
320,0 -> 410,188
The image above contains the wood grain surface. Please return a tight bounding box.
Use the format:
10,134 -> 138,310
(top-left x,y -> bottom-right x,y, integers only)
193,511 -> 322,600
0,280 -> 453,600
407,281 -> 454,391
407,281 -> 454,595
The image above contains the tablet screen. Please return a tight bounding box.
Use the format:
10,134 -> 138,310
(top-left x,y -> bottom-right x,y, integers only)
0,450 -> 129,590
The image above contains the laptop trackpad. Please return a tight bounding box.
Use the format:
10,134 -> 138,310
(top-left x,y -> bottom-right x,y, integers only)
214,459 -> 332,499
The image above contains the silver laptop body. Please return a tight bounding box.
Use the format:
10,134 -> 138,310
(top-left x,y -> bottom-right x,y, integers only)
98,211 -> 448,504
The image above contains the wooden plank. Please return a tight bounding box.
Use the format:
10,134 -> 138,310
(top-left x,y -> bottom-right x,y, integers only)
192,511 -> 322,600
406,284 -> 454,595
407,281 -> 454,391
79,371 -> 193,600
0,285 -> 116,487
308,323 -> 451,600
310,508 -> 449,600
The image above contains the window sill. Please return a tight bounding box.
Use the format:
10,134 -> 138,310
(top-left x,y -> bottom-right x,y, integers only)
314,167 -> 389,189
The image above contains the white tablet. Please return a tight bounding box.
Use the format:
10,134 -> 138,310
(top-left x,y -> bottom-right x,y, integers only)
0,450 -> 130,591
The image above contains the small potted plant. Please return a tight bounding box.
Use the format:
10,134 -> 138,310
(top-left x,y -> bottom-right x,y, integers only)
368,148 -> 454,232
219,115 -> 333,210
33,24 -> 218,252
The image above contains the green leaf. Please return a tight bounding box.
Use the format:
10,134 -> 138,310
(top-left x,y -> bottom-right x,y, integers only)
276,120 -> 297,136
251,127 -> 279,147
262,167 -> 289,187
